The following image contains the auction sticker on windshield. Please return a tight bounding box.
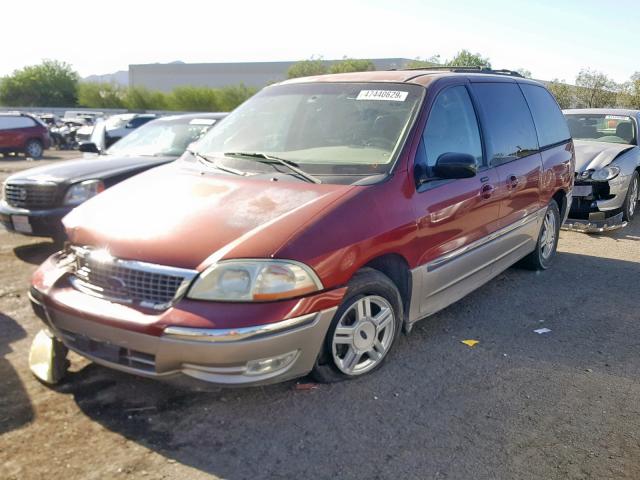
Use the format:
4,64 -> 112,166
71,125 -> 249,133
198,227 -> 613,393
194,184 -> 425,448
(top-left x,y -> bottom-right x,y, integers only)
356,90 -> 408,102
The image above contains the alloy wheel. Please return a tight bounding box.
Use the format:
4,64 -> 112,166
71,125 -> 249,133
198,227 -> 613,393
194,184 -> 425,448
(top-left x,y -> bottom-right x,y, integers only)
26,141 -> 42,158
331,295 -> 396,376
540,208 -> 557,260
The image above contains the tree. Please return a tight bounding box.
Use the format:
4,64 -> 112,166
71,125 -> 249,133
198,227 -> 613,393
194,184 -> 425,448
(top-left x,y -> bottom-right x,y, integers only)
405,55 -> 441,69
287,57 -> 328,78
574,68 -> 617,108
78,82 -> 126,108
547,79 -> 574,109
169,86 -> 221,111
0,60 -> 78,107
446,50 -> 491,68
329,58 -> 375,74
516,68 -> 532,78
216,84 -> 257,111
124,87 -> 168,110
618,72 -> 640,109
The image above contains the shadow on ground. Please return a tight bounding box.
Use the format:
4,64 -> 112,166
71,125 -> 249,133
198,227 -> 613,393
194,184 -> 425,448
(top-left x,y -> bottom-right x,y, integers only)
44,250 -> 640,479
0,313 -> 33,434
13,241 -> 60,265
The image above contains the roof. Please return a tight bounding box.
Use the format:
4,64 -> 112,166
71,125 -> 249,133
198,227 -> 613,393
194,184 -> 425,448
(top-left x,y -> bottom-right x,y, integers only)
279,69 -> 543,88
564,108 -> 640,117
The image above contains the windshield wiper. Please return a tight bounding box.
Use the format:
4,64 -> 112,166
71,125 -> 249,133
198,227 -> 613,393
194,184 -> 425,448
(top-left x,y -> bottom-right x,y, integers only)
223,151 -> 321,184
189,150 -> 247,176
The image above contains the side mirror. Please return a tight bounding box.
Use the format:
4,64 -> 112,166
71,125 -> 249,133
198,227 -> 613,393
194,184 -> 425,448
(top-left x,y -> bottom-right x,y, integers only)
78,142 -> 100,154
433,153 -> 477,179
125,122 -> 136,129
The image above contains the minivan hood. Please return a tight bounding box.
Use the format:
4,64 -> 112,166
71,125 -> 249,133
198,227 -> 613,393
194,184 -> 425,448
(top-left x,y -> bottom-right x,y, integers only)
63,163 -> 354,270
5,154 -> 173,185
573,140 -> 635,172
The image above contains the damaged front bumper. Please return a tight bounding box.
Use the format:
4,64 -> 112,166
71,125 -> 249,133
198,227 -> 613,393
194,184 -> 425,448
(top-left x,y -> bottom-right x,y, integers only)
562,211 -> 627,233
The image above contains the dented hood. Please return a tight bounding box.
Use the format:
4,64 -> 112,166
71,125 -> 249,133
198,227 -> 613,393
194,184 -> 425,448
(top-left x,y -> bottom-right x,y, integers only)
573,140 -> 635,172
63,162 -> 354,270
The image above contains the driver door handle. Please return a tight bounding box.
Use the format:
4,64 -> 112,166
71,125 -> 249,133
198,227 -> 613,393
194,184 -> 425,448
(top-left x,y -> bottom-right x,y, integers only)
481,184 -> 495,199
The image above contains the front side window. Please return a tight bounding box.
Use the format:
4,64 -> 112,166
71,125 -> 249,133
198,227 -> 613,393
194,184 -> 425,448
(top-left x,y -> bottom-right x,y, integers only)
471,83 -> 539,165
565,114 -> 636,145
422,86 -> 483,169
195,82 -> 424,182
521,84 -> 571,148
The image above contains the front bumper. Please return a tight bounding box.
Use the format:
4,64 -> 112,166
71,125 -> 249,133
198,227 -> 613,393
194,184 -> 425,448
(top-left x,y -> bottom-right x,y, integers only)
0,201 -> 70,238
562,211 -> 627,233
29,252 -> 345,387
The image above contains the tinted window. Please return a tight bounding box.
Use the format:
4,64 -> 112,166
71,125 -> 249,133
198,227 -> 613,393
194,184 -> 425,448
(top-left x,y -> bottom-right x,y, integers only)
129,116 -> 154,128
521,85 -> 570,147
422,86 -> 483,168
472,83 -> 538,165
0,116 -> 36,130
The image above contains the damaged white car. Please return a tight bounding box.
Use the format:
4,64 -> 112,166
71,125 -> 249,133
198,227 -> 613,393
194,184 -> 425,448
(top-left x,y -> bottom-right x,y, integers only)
563,109 -> 640,232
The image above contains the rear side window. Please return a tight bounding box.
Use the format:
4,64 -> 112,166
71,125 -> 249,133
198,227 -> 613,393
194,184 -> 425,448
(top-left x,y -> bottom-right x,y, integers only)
0,116 -> 36,130
422,86 -> 483,168
520,84 -> 571,148
471,83 -> 538,165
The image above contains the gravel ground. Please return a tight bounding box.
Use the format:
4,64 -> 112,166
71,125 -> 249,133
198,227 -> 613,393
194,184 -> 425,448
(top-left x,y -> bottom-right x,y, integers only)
1,152 -> 639,479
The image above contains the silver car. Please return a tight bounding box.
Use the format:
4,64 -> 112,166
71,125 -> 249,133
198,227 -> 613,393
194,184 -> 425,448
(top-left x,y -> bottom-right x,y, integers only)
563,109 -> 640,232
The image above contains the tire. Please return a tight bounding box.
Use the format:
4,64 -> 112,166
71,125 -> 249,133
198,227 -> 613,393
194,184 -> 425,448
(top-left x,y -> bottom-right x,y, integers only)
622,171 -> 639,222
519,199 -> 561,271
311,268 -> 403,383
24,139 -> 43,159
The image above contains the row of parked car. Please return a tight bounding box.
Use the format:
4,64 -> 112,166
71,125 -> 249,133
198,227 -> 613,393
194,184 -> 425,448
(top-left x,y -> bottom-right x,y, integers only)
0,110 -> 160,158
2,67 -> 639,389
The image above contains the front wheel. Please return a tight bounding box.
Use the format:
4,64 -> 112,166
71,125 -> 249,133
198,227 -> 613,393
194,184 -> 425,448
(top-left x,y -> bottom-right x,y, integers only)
622,171 -> 639,222
24,140 -> 43,159
519,199 -> 560,271
311,269 -> 403,383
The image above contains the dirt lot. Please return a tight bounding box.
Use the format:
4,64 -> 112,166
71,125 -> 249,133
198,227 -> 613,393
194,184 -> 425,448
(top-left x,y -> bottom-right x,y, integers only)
1,151 -> 639,479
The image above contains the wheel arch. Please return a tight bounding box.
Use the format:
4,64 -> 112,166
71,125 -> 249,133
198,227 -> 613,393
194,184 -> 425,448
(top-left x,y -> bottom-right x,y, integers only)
552,188 -> 567,219
362,253 -> 412,329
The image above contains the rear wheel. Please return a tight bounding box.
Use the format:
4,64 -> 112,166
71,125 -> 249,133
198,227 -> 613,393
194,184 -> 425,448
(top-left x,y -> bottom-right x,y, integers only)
519,199 -> 560,271
311,269 -> 402,383
24,140 -> 43,159
622,171 -> 639,222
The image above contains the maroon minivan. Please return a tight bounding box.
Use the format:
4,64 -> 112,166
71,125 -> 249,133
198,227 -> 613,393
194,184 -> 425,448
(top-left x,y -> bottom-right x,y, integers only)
0,112 -> 51,159
29,68 -> 575,387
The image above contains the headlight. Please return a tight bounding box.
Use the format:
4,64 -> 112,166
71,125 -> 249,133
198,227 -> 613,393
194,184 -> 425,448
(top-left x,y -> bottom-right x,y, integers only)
63,180 -> 104,206
188,260 -> 323,302
590,166 -> 620,182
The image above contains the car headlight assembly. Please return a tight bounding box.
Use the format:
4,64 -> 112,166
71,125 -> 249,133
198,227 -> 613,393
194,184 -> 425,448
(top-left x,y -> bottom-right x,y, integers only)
188,260 -> 323,302
63,180 -> 105,206
590,166 -> 620,182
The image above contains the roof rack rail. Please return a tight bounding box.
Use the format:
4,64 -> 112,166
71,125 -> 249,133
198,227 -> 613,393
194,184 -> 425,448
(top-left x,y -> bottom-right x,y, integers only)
390,66 -> 524,78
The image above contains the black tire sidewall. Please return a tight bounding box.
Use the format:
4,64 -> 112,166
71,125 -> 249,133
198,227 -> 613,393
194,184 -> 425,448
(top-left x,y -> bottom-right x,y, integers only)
623,172 -> 639,221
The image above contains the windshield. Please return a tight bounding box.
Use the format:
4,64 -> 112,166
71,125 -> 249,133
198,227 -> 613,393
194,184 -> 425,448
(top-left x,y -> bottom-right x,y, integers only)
565,114 -> 637,145
195,82 -> 424,178
107,118 -> 218,157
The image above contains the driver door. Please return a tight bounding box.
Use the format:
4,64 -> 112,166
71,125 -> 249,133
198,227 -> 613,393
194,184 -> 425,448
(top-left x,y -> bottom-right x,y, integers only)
410,84 -> 502,319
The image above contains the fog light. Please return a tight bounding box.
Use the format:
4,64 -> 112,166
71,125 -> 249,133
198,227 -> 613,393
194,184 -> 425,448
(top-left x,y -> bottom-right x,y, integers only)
245,350 -> 299,376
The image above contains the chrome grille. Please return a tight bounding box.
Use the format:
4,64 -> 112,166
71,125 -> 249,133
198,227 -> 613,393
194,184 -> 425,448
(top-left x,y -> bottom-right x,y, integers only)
4,182 -> 59,209
70,247 -> 197,310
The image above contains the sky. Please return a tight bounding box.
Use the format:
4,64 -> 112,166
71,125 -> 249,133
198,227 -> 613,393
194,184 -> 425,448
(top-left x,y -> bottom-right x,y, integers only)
2,0 -> 639,83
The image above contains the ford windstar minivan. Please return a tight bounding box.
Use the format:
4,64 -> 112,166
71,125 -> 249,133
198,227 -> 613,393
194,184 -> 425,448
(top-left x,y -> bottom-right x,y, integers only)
29,68 -> 575,387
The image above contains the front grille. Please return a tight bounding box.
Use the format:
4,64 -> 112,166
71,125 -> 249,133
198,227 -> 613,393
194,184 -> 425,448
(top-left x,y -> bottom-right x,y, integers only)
4,182 -> 59,209
59,328 -> 156,373
70,247 -> 196,310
